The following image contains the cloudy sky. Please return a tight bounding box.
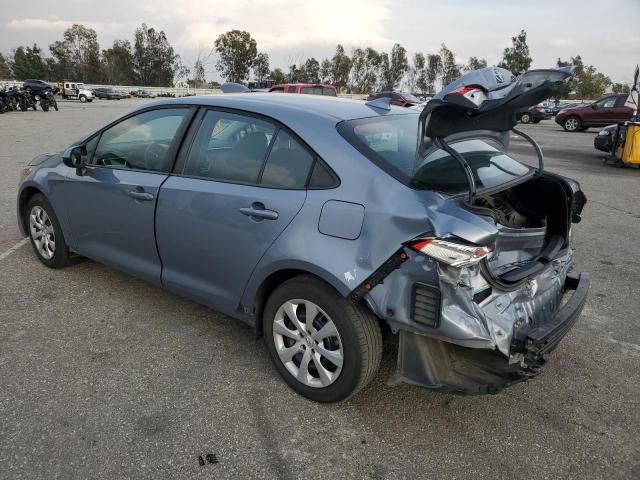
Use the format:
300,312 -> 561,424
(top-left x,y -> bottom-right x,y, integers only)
1,0 -> 638,83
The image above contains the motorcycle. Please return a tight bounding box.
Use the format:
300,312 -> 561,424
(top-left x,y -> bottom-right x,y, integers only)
19,88 -> 38,111
0,87 -> 18,112
37,88 -> 59,112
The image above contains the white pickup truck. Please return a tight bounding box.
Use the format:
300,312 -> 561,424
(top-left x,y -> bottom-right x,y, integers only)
60,82 -> 94,103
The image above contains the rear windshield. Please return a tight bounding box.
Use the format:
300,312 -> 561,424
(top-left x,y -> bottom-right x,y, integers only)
337,115 -> 530,194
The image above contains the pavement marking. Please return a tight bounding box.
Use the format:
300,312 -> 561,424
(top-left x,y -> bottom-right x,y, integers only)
0,238 -> 29,262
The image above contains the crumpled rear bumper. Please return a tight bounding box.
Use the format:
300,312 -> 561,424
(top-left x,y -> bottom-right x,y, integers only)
389,272 -> 590,395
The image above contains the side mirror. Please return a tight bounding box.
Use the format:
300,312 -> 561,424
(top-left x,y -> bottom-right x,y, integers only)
62,145 -> 88,171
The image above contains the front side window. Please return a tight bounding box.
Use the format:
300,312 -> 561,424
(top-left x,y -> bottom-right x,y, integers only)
301,86 -> 323,95
287,85 -> 297,93
596,97 -> 616,109
92,108 -> 189,172
183,110 -> 276,184
337,115 -> 530,194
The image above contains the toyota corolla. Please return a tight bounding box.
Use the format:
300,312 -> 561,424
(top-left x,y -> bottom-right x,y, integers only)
17,67 -> 589,402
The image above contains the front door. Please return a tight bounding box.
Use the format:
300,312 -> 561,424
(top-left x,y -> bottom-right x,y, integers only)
59,106 -> 193,284
156,109 -> 316,314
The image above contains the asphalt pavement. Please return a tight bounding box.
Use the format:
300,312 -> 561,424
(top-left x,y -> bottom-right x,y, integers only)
0,100 -> 638,479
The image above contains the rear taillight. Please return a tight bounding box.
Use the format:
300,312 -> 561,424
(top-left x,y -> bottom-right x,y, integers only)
408,237 -> 494,268
450,85 -> 487,107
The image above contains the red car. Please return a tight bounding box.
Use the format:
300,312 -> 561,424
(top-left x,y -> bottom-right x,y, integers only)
268,83 -> 337,96
555,94 -> 633,132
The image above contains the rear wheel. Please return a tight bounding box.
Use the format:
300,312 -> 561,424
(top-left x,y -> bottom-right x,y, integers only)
263,275 -> 383,403
563,116 -> 581,132
520,112 -> 532,124
25,194 -> 73,268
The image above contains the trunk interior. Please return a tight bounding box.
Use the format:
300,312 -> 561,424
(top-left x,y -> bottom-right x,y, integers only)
472,175 -> 570,285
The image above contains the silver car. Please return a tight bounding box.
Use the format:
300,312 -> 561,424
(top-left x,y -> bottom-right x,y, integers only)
17,67 -> 589,402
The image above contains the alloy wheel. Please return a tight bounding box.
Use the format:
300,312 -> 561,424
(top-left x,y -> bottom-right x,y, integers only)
565,117 -> 579,131
29,205 -> 55,260
272,299 -> 344,388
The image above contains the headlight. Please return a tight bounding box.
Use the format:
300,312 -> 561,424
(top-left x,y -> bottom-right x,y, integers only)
598,129 -> 611,136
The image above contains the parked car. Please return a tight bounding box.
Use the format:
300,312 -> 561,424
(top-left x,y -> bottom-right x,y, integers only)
93,88 -> 122,100
367,91 -> 424,108
555,94 -> 633,132
17,67 -> 589,402
518,105 -> 551,123
268,83 -> 337,96
59,82 -> 94,103
131,89 -> 154,98
22,79 -> 55,94
594,124 -> 618,152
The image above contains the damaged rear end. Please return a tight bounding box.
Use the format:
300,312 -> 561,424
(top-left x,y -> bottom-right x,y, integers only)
345,66 -> 590,394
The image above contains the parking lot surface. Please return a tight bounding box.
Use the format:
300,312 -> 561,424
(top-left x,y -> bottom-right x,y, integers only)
1,100 -> 639,479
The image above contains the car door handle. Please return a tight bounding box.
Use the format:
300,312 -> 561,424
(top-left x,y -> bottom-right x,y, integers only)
127,190 -> 154,201
240,203 -> 279,220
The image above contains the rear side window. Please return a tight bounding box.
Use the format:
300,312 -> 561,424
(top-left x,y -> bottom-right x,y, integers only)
287,85 -> 297,93
261,130 -> 314,188
183,110 -> 276,184
301,86 -> 323,95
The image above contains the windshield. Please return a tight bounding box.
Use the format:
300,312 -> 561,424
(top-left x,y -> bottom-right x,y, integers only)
337,115 -> 530,194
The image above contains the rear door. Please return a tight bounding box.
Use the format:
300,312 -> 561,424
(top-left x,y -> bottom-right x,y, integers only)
156,109 -> 315,314
59,106 -> 194,285
613,94 -> 634,122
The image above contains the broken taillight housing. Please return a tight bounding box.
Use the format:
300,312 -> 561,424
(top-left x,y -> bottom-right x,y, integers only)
408,237 -> 494,268
450,85 -> 487,107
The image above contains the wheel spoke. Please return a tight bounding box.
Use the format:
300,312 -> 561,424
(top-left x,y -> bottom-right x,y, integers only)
303,301 -> 320,332
273,319 -> 300,341
277,343 -> 302,363
312,354 -> 333,386
316,345 -> 343,368
296,348 -> 312,382
283,302 -> 306,335
312,320 -> 338,341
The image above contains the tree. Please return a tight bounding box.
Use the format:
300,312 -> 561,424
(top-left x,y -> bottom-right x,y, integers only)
424,53 -> 442,94
407,52 -> 425,94
612,83 -> 630,94
361,48 -> 381,94
11,44 -> 48,80
303,57 -> 320,83
554,56 -> 578,101
288,64 -> 302,82
388,43 -> 409,90
575,65 -> 611,99
173,56 -> 191,84
498,30 -> 531,75
319,59 -> 332,84
102,40 -> 134,85
0,53 -> 12,78
214,30 -> 257,83
133,24 -> 179,86
413,53 -> 429,95
330,44 -> 351,90
190,60 -> 206,88
270,67 -> 286,84
464,56 -> 487,72
439,44 -> 460,87
252,52 -> 270,83
349,48 -> 366,92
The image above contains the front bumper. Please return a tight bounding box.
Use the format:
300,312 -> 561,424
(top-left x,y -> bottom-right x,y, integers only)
389,272 -> 590,394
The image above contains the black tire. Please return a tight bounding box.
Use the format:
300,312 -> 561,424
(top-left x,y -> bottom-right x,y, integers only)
520,112 -> 532,124
263,275 -> 383,403
25,193 -> 74,268
79,95 -> 86,103
562,116 -> 581,132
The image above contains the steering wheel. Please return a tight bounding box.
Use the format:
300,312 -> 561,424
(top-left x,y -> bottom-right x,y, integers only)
144,143 -> 169,171
98,152 -> 133,169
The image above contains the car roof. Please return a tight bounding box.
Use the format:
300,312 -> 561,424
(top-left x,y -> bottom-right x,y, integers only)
144,93 -> 417,122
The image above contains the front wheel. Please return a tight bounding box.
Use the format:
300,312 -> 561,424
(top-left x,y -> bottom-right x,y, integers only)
520,112 -> 532,124
563,116 -> 581,132
25,194 -> 74,268
79,95 -> 86,103
263,275 -> 383,403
